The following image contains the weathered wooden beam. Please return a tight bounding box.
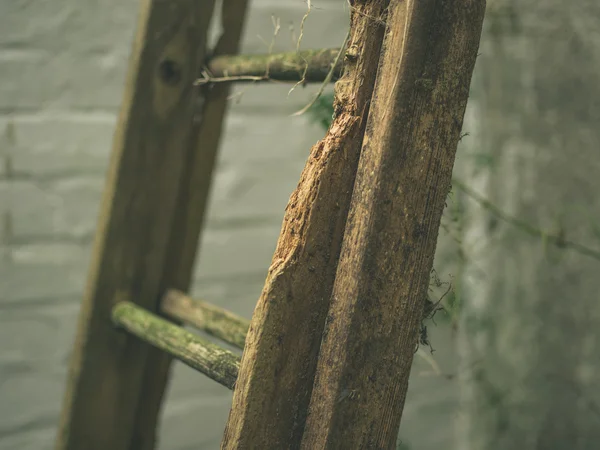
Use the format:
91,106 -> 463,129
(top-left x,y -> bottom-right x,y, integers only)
54,1 -> 248,449
129,1 -> 249,449
161,289 -> 438,351
202,48 -> 343,84
112,302 -> 240,389
220,2 -> 391,449
161,289 -> 248,349
300,1 -> 486,449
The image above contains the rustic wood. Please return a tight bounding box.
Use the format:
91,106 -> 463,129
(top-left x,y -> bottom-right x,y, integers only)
54,0 -> 249,449
162,289 -> 249,349
161,290 -> 437,352
300,1 -> 486,449
112,302 -> 240,389
203,49 -> 343,83
129,1 -> 249,449
221,2 -> 391,449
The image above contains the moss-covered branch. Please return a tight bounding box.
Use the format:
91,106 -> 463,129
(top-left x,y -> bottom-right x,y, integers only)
111,302 -> 239,390
161,290 -> 249,350
202,48 -> 343,84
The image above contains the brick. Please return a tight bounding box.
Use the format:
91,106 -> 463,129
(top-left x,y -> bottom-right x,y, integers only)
0,177 -> 104,241
0,243 -> 90,304
0,0 -> 135,109
0,302 -> 80,365
207,158 -> 305,224
0,0 -> 360,448
0,369 -> 66,445
0,426 -> 56,450
190,271 -> 266,320
0,168 -> 294,247
0,114 -> 114,177
0,0 -> 134,52
0,111 -> 322,241
0,110 -> 322,177
0,0 -> 349,109
0,219 -> 280,303
240,2 -> 349,54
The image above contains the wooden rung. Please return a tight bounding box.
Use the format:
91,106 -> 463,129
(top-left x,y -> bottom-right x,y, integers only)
201,48 -> 342,84
111,301 -> 239,390
161,289 -> 249,350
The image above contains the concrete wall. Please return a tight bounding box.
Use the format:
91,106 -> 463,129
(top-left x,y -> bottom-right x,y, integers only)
457,3 -> 600,449
0,1 -> 459,449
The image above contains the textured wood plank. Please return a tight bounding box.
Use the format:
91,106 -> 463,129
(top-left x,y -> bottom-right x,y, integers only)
54,1 -> 227,449
128,1 -> 250,448
300,1 -> 486,449
221,1 -> 390,448
162,289 -> 249,349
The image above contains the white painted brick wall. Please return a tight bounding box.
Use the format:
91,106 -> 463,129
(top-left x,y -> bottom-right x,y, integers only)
0,1 -> 459,449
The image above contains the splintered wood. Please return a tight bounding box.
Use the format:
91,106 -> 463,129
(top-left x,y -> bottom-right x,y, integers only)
221,1 -> 391,448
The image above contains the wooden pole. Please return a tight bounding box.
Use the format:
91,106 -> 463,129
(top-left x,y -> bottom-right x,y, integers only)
54,1 -> 249,449
300,1 -> 486,449
220,2 -> 391,449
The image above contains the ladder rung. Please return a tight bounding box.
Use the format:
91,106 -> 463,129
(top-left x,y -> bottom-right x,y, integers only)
161,290 -> 440,352
202,49 -> 342,84
111,301 -> 239,390
161,289 -> 249,350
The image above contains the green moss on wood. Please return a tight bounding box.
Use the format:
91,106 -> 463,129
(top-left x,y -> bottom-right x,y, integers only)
206,48 -> 343,83
162,290 -> 249,349
112,301 -> 239,390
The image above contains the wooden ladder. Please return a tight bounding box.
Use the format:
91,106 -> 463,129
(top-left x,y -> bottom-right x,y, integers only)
53,0 -> 485,449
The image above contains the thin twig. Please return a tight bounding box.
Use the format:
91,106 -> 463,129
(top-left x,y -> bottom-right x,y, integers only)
226,15 -> 282,102
292,30 -> 350,117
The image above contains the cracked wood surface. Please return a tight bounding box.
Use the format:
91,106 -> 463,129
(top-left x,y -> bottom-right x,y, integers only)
221,1 -> 392,448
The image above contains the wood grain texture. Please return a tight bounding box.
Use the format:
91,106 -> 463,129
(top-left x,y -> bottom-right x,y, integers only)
128,2 -> 249,449
220,1 -> 391,448
300,1 -> 486,449
54,1 -> 248,449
